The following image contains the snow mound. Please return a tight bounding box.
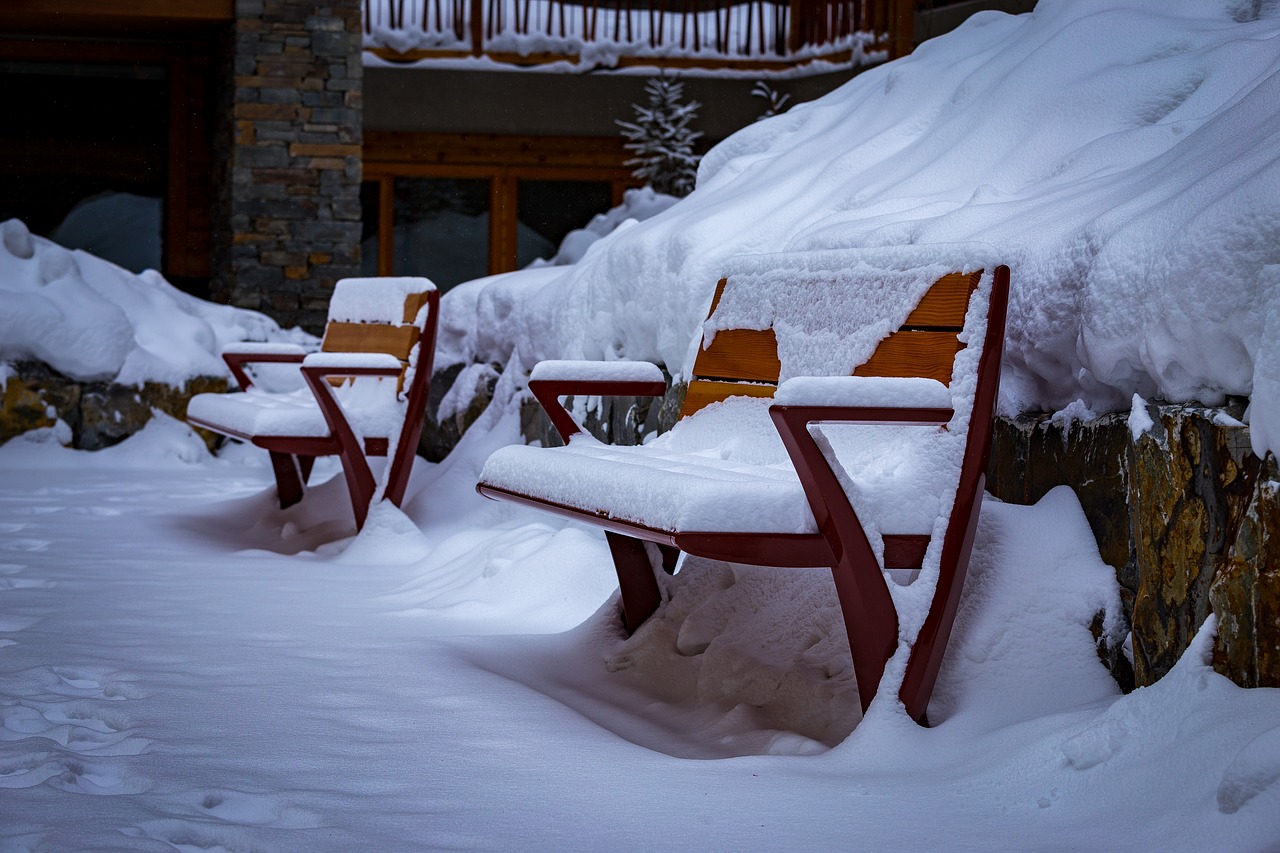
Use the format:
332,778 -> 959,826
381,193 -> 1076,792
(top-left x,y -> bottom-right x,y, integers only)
441,0 -> 1280,451
0,219 -> 313,387
0,411 -> 213,469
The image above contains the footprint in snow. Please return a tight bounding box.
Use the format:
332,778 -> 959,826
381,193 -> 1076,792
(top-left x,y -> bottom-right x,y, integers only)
0,539 -> 50,553
2,700 -> 148,756
0,750 -> 148,795
184,788 -> 323,828
70,506 -> 123,517
0,577 -> 55,590
121,819 -> 271,851
1061,717 -> 1129,770
1218,724 -> 1280,814
0,615 -> 39,632
7,665 -> 139,701
46,757 -> 150,795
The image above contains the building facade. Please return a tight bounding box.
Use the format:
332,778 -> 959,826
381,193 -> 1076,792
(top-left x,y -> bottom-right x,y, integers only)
0,0 -> 1021,332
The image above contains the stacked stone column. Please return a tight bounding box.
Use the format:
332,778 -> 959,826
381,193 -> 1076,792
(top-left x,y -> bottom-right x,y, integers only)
213,0 -> 363,334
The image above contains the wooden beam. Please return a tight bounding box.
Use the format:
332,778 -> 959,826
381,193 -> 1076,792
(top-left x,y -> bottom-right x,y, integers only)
0,1 -> 233,33
364,130 -> 634,172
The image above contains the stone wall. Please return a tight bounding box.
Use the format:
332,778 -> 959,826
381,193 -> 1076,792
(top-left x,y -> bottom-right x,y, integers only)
0,363 -> 227,451
211,0 -> 364,335
987,402 -> 1277,690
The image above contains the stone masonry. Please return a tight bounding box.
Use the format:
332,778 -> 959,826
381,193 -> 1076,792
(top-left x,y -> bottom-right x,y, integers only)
212,0 -> 364,334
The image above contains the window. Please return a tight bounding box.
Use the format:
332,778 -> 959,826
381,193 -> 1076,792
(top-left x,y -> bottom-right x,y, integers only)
362,132 -> 637,292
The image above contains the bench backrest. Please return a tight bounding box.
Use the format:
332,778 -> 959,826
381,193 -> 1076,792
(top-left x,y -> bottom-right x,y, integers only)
681,271 -> 983,418
321,278 -> 437,384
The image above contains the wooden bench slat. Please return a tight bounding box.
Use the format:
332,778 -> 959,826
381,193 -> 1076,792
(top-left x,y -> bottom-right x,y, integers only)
852,330 -> 964,385
680,378 -> 777,418
901,271 -> 981,329
706,277 -> 729,318
322,322 -> 420,360
403,291 -> 433,324
690,328 -> 781,384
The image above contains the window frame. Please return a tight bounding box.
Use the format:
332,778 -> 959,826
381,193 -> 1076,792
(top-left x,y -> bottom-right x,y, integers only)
362,131 -> 638,280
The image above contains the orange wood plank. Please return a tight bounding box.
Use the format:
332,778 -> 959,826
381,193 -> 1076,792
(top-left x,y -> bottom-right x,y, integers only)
402,291 -> 432,324
902,271 -> 981,329
705,277 -> 729,319
690,329 -> 781,384
322,323 -> 419,360
680,379 -> 776,419
853,331 -> 964,385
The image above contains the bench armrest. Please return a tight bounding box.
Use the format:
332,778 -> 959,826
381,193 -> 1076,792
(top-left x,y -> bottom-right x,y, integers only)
774,376 -> 952,411
773,376 -> 954,428
527,360 -> 667,443
299,354 -> 404,412
221,343 -> 308,391
302,352 -> 403,372
767,394 -> 954,585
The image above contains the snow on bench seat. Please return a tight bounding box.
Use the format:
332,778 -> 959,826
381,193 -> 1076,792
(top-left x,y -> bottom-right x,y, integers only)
480,396 -> 951,538
186,380 -> 404,441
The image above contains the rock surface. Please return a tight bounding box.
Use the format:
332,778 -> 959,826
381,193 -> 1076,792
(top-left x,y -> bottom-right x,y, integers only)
988,401 -> 1276,691
0,361 -> 227,451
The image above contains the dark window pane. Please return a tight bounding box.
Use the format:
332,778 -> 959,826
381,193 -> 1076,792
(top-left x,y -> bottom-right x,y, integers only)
517,180 -> 612,265
391,177 -> 490,290
359,181 -> 381,276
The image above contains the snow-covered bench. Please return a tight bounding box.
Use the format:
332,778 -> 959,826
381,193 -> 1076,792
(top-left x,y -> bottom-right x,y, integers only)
477,252 -> 1010,723
187,277 -> 439,530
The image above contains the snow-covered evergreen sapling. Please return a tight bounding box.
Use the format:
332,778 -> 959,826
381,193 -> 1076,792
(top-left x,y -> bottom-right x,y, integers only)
751,81 -> 791,120
616,75 -> 703,197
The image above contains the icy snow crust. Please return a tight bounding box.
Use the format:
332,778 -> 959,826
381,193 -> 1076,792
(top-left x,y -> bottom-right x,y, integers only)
0,220 -> 312,386
440,0 -> 1280,453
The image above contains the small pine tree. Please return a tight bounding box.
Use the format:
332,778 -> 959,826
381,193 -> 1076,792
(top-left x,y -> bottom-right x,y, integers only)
751,81 -> 791,121
617,75 -> 703,197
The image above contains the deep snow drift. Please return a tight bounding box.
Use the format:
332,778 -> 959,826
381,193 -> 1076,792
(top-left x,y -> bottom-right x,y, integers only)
437,0 -> 1280,454
1,407 -> 1279,849
3,0 -> 1280,847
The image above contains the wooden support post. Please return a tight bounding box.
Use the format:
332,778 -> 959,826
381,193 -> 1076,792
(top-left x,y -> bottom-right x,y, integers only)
889,0 -> 913,59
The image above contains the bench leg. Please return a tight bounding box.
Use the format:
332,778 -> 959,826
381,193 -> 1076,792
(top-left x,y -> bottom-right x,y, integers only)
298,454 -> 315,485
606,532 -> 664,633
335,448 -> 377,531
829,548 -> 901,717
899,482 -> 985,723
268,452 -> 306,509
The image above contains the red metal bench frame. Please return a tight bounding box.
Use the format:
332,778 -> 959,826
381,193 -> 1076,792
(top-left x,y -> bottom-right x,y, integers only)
479,266 -> 1008,722
190,288 -> 440,530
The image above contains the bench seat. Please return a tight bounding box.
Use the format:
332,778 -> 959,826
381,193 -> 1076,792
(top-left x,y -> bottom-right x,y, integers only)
482,405 -> 950,541
187,383 -> 402,442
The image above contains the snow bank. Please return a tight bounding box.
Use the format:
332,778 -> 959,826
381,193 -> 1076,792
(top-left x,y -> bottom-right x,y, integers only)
0,219 -> 312,387
440,0 -> 1280,452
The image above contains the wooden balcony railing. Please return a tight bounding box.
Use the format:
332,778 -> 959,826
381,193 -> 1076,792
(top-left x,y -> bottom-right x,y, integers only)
363,0 -> 912,72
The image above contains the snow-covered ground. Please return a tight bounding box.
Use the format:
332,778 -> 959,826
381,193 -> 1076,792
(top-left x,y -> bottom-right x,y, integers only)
4,0 -> 1280,848
1,412 -> 1278,850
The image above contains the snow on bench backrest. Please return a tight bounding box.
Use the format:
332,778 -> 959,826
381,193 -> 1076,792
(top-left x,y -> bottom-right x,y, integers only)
682,249 -> 990,418
320,277 -> 437,387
